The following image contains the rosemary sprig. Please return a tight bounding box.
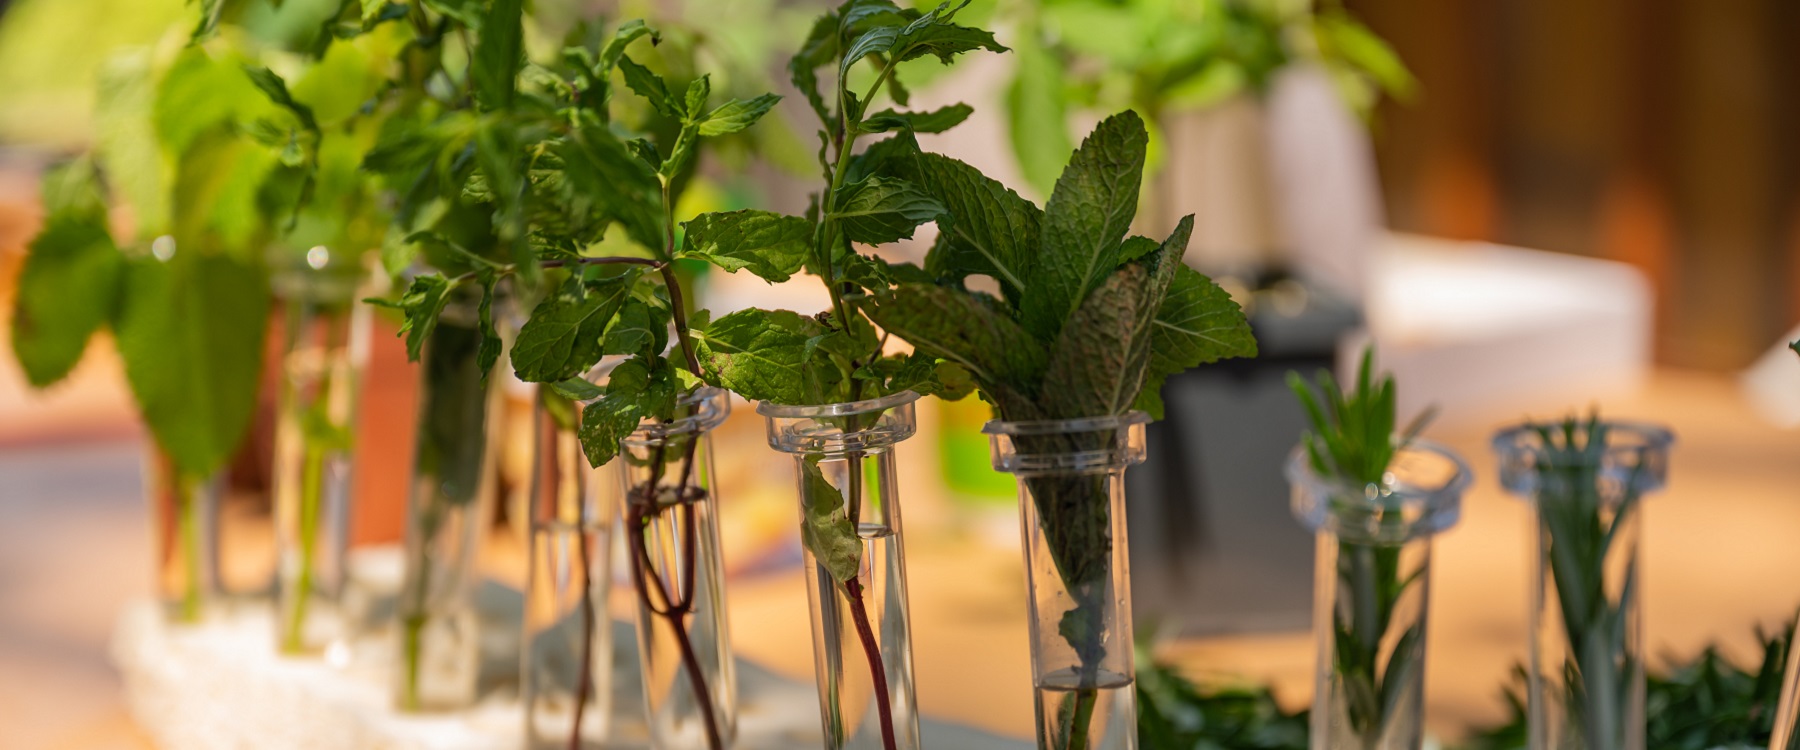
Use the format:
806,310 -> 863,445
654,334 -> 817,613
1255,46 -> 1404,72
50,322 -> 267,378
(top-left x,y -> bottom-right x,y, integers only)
1287,347 -> 1435,748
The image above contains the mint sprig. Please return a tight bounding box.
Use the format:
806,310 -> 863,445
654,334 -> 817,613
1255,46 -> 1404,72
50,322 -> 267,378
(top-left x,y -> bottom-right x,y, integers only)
864,110 -> 1256,750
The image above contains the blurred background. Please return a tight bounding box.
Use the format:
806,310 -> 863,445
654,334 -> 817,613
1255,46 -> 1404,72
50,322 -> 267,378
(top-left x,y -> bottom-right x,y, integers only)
1,0 -> 1798,748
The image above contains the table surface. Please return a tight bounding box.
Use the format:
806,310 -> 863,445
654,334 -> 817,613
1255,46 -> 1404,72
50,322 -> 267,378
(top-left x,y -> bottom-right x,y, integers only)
4,369 -> 1800,749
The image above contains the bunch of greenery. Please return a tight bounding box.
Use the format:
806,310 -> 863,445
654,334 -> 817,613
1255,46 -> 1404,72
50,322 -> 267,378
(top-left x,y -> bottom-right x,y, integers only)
9,11 -> 393,619
670,2 -> 1010,746
1003,0 -> 1415,196
852,106 -> 1256,747
1133,616 -> 1797,750
1287,348 -> 1436,748
1515,414 -> 1650,750
1135,649 -> 1309,750
318,0 -> 790,734
1462,619 -> 1795,750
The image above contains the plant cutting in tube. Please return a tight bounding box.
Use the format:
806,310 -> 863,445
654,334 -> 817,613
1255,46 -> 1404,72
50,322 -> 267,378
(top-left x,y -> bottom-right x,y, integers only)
862,109 -> 1258,748
649,3 -> 1010,746
1288,348 -> 1440,749
339,2 -> 778,738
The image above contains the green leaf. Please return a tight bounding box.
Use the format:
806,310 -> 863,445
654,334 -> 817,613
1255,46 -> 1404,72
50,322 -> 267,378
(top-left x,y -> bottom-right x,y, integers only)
475,272 -> 501,381
697,93 -> 782,137
602,298 -> 667,357
550,377 -> 604,402
1005,34 -> 1073,199
1019,111 -> 1149,341
840,25 -> 900,81
800,457 -> 863,583
115,253 -> 271,478
577,393 -> 639,468
510,274 -> 635,383
559,126 -> 663,250
889,3 -> 1007,65
788,12 -> 840,122
859,103 -> 973,134
680,210 -> 813,283
10,219 -> 122,387
617,55 -> 681,118
865,283 -> 1046,395
891,151 -> 1040,299
1791,340 -> 1799,359
830,176 -> 946,245
576,355 -> 678,467
170,129 -> 279,258
1138,259 -> 1257,418
470,0 -> 524,110
683,75 -> 712,121
156,49 -> 266,160
367,274 -> 452,362
242,65 -> 319,134
96,53 -> 169,239
692,308 -> 823,405
1039,260 -> 1164,419
473,121 -> 534,281
39,158 -> 108,224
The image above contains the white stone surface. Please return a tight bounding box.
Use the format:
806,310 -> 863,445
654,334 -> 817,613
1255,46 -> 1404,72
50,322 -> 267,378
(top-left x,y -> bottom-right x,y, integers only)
112,599 -> 1026,750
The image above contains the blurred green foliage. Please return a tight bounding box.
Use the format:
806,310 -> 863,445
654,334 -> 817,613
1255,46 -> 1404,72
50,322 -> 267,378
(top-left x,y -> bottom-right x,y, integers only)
1002,0 -> 1416,196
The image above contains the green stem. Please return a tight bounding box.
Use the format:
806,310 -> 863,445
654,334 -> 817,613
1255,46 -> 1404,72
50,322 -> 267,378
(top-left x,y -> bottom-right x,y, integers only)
1064,686 -> 1098,750
175,472 -> 203,623
282,439 -> 326,653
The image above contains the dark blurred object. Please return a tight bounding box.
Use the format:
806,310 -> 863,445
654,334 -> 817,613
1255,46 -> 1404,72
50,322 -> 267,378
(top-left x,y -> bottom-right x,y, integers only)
1127,267 -> 1359,635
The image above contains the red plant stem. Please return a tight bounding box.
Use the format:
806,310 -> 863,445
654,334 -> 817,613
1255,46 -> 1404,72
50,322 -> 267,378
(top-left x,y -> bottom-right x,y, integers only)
845,575 -> 899,750
626,441 -> 724,750
568,504 -> 596,750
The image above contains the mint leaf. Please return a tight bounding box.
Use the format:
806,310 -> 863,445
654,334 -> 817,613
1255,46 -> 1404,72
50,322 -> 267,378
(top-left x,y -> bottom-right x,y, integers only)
680,210 -> 813,283
115,254 -> 271,478
830,176 -> 946,245
789,12 -> 840,122
576,356 -> 681,467
1020,111 -> 1148,341
840,25 -> 900,81
40,159 -> 108,224
550,377 -> 604,402
475,271 -> 501,380
559,126 -> 663,250
697,93 -> 782,137
368,275 -> 452,362
890,4 -> 1007,65
1138,258 -> 1257,417
860,103 -> 973,134
693,308 -> 823,404
602,298 -> 668,357
800,456 -> 863,583
1039,253 -> 1168,420
510,274 -> 635,383
577,392 -> 640,468
96,54 -> 169,239
470,0 -> 524,110
1119,235 -> 1159,263
1005,35 -> 1072,196
865,283 -> 1046,394
894,151 -> 1040,299
242,65 -> 319,134
618,56 -> 681,118
10,219 -> 122,387
576,359 -> 661,469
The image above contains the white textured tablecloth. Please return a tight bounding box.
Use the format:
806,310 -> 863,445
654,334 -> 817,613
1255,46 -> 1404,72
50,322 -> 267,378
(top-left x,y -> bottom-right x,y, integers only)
112,599 -> 1025,750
